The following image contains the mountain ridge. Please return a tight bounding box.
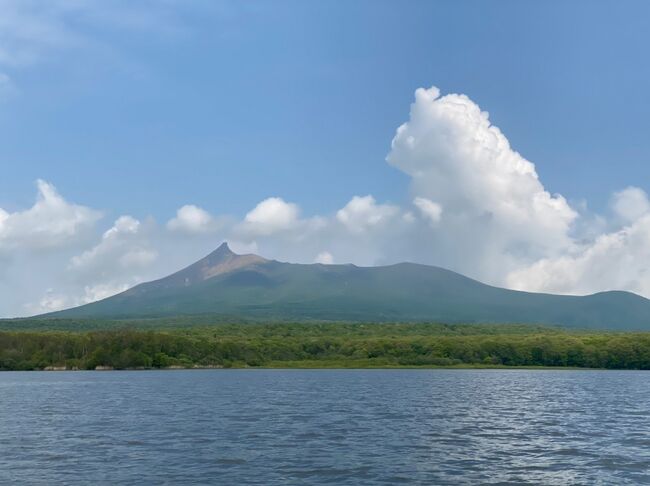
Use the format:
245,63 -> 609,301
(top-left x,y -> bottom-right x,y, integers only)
43,242 -> 650,330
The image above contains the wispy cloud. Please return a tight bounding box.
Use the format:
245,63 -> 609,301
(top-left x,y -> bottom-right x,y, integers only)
0,0 -> 207,93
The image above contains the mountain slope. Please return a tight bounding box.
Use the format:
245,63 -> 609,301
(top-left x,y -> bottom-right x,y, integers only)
45,243 -> 650,330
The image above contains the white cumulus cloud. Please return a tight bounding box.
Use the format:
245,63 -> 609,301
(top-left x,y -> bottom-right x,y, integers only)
167,204 -> 218,234
507,187 -> 650,297
0,179 -> 101,251
243,197 -> 300,235
336,195 -> 399,233
70,215 -> 157,276
611,186 -> 650,224
507,216 -> 650,297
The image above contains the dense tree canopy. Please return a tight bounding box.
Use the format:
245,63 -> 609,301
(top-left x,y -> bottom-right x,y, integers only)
2,323 -> 650,371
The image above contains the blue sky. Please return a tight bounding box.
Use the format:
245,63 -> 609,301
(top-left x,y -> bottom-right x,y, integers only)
3,0 -> 650,218
3,0 -> 650,316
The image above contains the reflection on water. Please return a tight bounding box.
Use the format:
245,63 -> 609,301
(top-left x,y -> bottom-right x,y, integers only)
1,369 -> 650,485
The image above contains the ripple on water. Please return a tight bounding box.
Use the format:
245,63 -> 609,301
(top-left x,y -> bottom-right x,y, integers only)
1,369 -> 650,485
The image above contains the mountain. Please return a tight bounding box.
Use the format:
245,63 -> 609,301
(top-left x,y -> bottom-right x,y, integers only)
44,242 -> 650,330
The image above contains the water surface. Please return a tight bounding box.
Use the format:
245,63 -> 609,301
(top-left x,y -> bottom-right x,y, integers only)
1,369 -> 649,485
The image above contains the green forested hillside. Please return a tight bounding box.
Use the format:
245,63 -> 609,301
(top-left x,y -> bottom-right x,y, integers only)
42,244 -> 650,330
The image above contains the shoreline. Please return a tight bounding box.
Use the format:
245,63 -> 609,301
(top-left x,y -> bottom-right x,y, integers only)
1,364 -> 621,372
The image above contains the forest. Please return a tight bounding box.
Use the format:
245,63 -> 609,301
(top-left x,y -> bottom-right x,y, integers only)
2,322 -> 650,370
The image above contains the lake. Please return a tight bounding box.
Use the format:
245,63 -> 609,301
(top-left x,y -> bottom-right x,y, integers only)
1,369 -> 649,485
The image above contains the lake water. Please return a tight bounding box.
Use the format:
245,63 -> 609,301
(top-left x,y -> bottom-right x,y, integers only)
1,370 -> 650,485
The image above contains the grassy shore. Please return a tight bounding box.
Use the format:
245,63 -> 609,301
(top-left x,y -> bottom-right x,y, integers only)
2,321 -> 650,371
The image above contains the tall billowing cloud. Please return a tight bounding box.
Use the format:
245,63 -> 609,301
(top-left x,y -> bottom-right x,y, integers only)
387,86 -> 578,279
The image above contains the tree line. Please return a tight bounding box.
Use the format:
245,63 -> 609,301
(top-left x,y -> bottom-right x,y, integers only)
2,323 -> 650,370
